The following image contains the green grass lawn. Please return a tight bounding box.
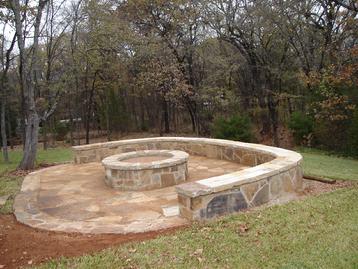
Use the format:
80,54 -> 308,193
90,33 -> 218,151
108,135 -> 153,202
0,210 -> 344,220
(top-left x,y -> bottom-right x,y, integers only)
38,187 -> 358,269
0,147 -> 73,174
298,147 -> 358,181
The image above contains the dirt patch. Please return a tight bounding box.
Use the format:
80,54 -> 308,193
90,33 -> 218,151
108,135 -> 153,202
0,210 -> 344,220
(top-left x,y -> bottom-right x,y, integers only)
0,179 -> 356,269
302,178 -> 357,196
0,214 -> 185,269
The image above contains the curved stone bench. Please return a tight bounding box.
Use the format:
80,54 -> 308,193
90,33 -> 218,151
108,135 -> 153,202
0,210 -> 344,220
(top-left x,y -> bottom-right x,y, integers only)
73,137 -> 303,220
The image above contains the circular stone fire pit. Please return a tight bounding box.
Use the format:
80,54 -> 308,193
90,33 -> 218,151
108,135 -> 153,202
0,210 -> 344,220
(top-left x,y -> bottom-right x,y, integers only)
102,150 -> 189,191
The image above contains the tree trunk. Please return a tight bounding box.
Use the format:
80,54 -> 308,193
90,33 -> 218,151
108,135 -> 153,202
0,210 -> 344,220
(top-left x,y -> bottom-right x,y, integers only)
131,95 -> 138,131
144,100 -> 154,129
85,114 -> 90,144
1,100 -> 9,163
159,108 -> 163,136
85,72 -> 97,144
163,99 -> 170,133
186,100 -> 196,133
43,121 -> 48,150
11,0 -> 49,170
267,94 -> 279,146
69,104 -> 74,145
0,49 -> 11,162
7,114 -> 13,150
139,96 -> 146,131
257,95 -> 270,136
19,113 -> 40,170
287,97 -> 293,115
0,33 -> 16,163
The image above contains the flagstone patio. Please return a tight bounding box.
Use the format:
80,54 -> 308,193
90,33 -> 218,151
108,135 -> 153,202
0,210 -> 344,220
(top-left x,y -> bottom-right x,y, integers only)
14,156 -> 248,234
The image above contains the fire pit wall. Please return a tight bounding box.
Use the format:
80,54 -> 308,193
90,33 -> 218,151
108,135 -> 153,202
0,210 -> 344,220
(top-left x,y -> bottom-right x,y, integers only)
102,150 -> 189,191
73,137 -> 303,221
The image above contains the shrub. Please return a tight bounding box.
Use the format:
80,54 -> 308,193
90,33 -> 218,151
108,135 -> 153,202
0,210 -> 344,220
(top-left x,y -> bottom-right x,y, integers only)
53,121 -> 69,141
311,94 -> 355,152
212,114 -> 253,142
288,111 -> 314,145
348,109 -> 358,157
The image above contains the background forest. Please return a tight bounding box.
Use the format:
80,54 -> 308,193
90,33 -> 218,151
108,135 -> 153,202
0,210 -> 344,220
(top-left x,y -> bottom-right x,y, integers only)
0,0 -> 357,169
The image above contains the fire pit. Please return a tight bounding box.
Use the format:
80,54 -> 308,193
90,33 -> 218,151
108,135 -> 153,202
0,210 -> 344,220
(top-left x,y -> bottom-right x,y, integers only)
102,150 -> 189,191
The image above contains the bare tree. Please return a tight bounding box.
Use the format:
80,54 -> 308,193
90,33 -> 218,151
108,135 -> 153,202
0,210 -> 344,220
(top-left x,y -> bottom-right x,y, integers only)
41,0 -> 70,149
10,0 -> 57,170
0,10 -> 16,163
119,0 -> 203,134
204,0 -> 286,145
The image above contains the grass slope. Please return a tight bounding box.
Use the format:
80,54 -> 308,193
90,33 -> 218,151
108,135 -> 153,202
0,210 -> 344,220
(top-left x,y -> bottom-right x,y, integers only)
298,148 -> 358,181
39,187 -> 358,269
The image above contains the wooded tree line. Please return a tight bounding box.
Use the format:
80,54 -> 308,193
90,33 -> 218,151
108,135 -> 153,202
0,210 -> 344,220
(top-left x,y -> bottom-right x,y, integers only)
0,0 -> 357,169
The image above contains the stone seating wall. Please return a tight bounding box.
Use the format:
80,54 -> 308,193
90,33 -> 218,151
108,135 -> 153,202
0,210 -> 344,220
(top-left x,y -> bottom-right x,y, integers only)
73,137 -> 303,220
73,137 -> 276,165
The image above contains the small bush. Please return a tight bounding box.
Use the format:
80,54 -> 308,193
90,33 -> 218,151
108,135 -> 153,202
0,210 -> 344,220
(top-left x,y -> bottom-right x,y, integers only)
54,121 -> 69,141
288,111 -> 314,145
212,114 -> 253,142
310,94 -> 355,152
348,109 -> 358,157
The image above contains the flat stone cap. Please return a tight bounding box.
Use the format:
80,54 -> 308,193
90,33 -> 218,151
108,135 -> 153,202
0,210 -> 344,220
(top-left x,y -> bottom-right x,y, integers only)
102,150 -> 189,170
